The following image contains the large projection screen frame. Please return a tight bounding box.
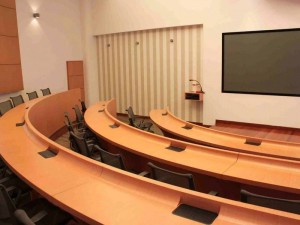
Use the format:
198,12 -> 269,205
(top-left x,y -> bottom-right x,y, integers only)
222,28 -> 300,97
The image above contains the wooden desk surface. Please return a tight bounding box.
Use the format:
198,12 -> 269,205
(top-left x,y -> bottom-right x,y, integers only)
86,100 -> 300,195
150,109 -> 300,161
1,92 -> 300,224
85,101 -> 239,178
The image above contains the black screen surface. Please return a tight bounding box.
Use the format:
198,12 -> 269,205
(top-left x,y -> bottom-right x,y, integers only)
222,28 -> 300,96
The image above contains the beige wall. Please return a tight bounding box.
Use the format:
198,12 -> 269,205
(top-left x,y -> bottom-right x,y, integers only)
0,0 -> 83,102
98,25 -> 202,121
80,0 -> 99,106
88,0 -> 300,127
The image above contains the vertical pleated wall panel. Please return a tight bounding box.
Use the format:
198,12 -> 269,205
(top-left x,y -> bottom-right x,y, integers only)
97,25 -> 203,122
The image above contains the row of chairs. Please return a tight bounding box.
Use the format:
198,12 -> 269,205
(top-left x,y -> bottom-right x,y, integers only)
0,88 -> 51,117
61,101 -> 300,215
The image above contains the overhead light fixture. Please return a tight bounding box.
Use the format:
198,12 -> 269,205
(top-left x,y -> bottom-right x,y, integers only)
33,13 -> 40,18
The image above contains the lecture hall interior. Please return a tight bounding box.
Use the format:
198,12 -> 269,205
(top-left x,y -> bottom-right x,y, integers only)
1,0 -> 300,224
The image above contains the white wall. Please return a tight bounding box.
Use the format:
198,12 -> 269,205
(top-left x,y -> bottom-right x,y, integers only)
80,0 -> 99,106
0,0 -> 83,102
89,0 -> 300,128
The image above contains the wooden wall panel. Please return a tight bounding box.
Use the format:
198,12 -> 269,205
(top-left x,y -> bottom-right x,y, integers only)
0,65 -> 22,92
66,61 -> 85,100
0,6 -> 18,36
68,76 -> 84,89
0,0 -> 15,8
0,36 -> 20,64
0,0 -> 23,94
97,25 -> 203,122
67,61 -> 83,75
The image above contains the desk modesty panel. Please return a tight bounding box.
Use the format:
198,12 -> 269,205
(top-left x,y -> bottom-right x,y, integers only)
150,108 -> 300,161
2,91 -> 299,224
86,100 -> 300,195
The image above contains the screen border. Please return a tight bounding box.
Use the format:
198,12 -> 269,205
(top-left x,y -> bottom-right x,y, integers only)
222,28 -> 300,97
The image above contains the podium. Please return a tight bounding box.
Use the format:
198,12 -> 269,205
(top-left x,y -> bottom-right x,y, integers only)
185,92 -> 204,101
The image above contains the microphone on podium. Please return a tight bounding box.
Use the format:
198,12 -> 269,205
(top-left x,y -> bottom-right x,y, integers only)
189,79 -> 205,94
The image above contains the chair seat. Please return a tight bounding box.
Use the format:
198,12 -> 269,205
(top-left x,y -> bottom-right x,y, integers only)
22,198 -> 70,225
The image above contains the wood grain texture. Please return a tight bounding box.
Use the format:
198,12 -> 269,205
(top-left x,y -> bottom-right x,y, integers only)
0,0 -> 22,94
150,108 -> 300,161
0,36 -> 20,64
1,91 -> 300,224
87,100 -> 300,197
66,61 -> 85,100
0,65 -> 23,93
0,0 -> 15,8
67,61 -> 84,76
0,5 -> 17,36
212,120 -> 300,143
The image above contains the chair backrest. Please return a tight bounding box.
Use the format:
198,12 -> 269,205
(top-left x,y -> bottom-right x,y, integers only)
65,123 -> 79,152
64,117 -> 78,152
26,91 -> 38,100
10,95 -> 24,107
147,162 -> 195,190
94,145 -> 125,170
79,99 -> 87,114
0,184 -> 17,224
241,189 -> 300,214
64,112 -> 73,130
73,104 -> 84,124
64,119 -> 74,133
40,88 -> 51,96
126,106 -> 136,127
64,112 -> 73,126
69,131 -> 91,157
0,100 -> 13,116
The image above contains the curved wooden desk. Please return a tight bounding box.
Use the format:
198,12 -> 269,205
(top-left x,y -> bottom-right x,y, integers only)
2,91 -> 299,224
150,108 -> 300,161
86,100 -> 300,197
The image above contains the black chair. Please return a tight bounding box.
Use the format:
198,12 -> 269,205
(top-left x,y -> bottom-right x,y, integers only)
10,95 -> 24,107
64,112 -> 95,140
64,119 -> 79,152
0,174 -> 32,207
241,189 -> 300,214
40,88 -> 51,96
64,119 -> 95,152
72,104 -> 85,129
94,145 -> 125,170
0,184 -> 71,225
147,162 -> 195,190
126,106 -> 153,132
69,131 -> 101,161
26,91 -> 38,100
0,159 -> 7,179
79,99 -> 87,114
0,100 -> 13,116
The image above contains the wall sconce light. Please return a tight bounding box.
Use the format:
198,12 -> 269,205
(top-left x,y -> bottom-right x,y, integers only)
33,13 -> 40,18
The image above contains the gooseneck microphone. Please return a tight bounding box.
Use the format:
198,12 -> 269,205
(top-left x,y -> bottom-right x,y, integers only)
189,79 -> 205,94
